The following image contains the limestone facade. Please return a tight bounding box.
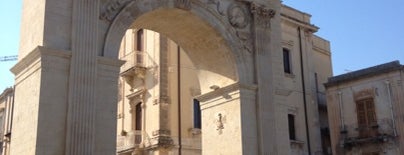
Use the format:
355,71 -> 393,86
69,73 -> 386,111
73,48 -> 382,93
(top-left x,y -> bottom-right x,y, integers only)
0,88 -> 13,155
325,61 -> 404,155
115,4 -> 333,155
9,0 -> 333,154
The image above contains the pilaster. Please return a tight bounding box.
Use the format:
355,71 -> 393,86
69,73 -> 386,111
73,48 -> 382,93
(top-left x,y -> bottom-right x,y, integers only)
196,82 -> 258,155
249,1 -> 283,155
94,57 -> 125,155
144,35 -> 174,153
65,0 -> 100,154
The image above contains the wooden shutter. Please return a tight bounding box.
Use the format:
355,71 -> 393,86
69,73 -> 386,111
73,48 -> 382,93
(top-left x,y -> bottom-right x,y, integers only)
356,98 -> 377,138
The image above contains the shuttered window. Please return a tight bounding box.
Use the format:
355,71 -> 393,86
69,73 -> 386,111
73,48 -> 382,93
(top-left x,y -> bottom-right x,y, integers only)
356,98 -> 377,137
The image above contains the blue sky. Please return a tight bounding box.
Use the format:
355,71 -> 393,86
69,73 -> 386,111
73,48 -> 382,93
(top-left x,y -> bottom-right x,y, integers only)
0,1 -> 21,91
0,1 -> 404,91
283,0 -> 404,74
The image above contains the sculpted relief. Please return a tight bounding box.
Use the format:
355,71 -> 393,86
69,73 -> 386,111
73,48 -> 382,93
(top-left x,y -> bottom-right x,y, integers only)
100,0 -> 132,22
228,4 -> 249,29
99,0 -> 275,54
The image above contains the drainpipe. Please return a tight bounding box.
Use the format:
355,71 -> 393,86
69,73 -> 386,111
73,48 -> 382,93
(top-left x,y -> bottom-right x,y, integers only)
337,92 -> 345,130
177,46 -> 182,155
385,81 -> 397,137
298,27 -> 311,155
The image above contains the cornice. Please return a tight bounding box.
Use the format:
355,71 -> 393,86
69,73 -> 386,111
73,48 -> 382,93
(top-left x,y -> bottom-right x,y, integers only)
281,13 -> 318,32
0,88 -> 13,100
11,46 -> 71,75
126,89 -> 146,100
312,45 -> 331,56
195,82 -> 257,102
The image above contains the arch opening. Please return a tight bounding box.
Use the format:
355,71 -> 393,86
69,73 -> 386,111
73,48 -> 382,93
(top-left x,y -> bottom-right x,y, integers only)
131,8 -> 237,93
112,4 -> 244,155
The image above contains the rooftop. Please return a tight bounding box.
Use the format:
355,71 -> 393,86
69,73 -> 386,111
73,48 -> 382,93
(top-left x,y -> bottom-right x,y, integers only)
325,61 -> 403,87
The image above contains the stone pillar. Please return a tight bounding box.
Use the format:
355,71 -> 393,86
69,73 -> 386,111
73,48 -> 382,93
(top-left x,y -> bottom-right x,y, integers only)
196,82 -> 258,155
10,47 -> 71,155
249,2 -> 283,155
64,0 -> 100,153
144,35 -> 174,154
10,46 -> 124,155
94,57 -> 125,155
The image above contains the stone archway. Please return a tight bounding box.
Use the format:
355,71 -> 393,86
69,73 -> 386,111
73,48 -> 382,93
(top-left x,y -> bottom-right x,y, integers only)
10,0 -> 282,155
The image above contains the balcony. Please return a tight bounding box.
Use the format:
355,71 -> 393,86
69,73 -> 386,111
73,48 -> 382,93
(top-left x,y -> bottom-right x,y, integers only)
117,130 -> 144,153
121,51 -> 147,77
120,51 -> 148,91
339,118 -> 397,149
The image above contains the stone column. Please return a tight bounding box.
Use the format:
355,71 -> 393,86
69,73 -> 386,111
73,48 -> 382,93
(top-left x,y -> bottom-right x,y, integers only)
196,82 -> 258,155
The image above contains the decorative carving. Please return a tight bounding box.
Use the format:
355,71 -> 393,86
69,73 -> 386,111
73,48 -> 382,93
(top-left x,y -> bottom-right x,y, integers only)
228,4 -> 250,29
215,113 -> 226,134
100,0 -> 132,22
236,31 -> 253,53
175,0 -> 191,10
208,0 -> 225,15
250,2 -> 276,28
120,66 -> 147,92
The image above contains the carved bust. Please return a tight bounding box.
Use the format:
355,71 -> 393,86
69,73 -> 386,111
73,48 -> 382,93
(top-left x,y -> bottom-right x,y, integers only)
228,5 -> 249,28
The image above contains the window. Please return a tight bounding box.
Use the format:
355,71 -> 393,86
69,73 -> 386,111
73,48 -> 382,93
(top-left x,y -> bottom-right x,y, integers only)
136,29 -> 144,51
193,99 -> 201,129
288,114 -> 296,140
135,103 -> 142,130
356,98 -> 377,138
283,48 -> 291,74
136,29 -> 144,64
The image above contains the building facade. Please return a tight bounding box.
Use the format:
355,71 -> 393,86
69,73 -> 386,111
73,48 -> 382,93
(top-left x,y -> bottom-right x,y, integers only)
325,61 -> 404,155
8,0 -> 334,154
115,4 -> 333,155
0,88 -> 14,155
